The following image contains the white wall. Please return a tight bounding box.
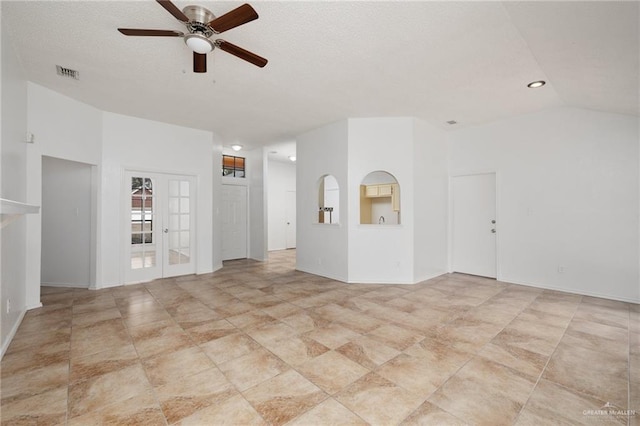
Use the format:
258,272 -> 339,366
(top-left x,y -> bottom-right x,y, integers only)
347,117 -> 415,283
413,118 -> 449,282
449,107 -> 639,303
26,85 -> 218,293
267,159 -> 296,251
26,83 -> 102,306
247,148 -> 267,261
297,120 -> 349,281
1,20 -> 29,356
101,112 -> 216,286
212,143 -> 223,271
41,156 -> 92,287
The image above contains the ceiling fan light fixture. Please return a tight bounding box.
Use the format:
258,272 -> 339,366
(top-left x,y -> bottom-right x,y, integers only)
184,33 -> 214,54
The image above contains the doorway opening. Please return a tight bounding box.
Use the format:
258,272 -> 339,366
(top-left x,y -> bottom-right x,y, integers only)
41,156 -> 97,288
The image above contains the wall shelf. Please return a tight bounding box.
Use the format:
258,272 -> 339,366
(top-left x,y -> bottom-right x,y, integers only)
0,198 -> 40,229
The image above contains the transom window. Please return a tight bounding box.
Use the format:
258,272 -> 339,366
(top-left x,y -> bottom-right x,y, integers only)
222,155 -> 245,178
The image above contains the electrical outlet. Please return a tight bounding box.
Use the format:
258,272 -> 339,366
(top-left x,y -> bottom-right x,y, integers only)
317,258 -> 322,265
558,265 -> 565,273
6,298 -> 11,314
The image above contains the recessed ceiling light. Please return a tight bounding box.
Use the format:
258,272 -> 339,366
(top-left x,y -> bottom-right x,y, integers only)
527,80 -> 546,88
231,144 -> 243,151
288,155 -> 296,162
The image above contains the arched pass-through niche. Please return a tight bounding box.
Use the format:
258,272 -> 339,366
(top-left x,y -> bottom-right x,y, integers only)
360,171 -> 400,224
317,174 -> 339,224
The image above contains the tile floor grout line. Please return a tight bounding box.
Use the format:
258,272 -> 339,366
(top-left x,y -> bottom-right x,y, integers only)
627,306 -> 631,426
511,293 -> 582,425
418,284 -> 538,422
123,285 -> 170,426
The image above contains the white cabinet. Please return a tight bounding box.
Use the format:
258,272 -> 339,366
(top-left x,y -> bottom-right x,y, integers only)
365,185 -> 379,197
364,184 -> 392,198
379,184 -> 392,197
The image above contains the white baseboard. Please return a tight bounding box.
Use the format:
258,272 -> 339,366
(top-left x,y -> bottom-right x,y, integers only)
41,282 -> 88,289
1,308 -> 26,360
413,271 -> 448,284
295,266 -> 347,283
498,276 -> 640,305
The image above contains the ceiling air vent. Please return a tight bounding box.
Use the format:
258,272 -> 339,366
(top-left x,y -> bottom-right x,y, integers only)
446,120 -> 458,125
56,65 -> 80,80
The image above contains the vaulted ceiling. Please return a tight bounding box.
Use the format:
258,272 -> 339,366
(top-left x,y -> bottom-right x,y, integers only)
2,1 -> 638,150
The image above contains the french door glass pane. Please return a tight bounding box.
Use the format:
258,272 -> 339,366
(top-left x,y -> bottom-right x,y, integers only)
131,176 -> 155,269
168,179 -> 190,265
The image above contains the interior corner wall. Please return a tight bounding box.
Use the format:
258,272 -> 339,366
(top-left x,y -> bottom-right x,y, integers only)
413,118 -> 449,282
297,120 -> 349,281
267,159 -> 296,251
449,106 -> 640,303
347,117 -> 415,284
1,20 -> 29,356
101,112 -> 215,285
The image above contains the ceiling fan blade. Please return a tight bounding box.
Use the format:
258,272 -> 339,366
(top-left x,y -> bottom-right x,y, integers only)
217,40 -> 267,68
208,4 -> 258,34
156,0 -> 189,23
194,52 -> 207,73
118,28 -> 184,37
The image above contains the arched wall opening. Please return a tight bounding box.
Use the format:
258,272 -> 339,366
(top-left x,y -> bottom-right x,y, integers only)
359,171 -> 400,224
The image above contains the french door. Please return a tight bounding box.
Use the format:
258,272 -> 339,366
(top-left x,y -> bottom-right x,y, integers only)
124,171 -> 196,284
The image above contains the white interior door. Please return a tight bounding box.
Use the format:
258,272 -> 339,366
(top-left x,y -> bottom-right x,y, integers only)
452,173 -> 497,278
124,172 -> 196,283
222,185 -> 248,260
285,190 -> 296,249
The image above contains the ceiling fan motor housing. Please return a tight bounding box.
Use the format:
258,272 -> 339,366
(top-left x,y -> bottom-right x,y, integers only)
183,5 -> 217,36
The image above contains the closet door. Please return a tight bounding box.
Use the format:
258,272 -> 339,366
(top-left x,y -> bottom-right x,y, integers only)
452,173 -> 497,278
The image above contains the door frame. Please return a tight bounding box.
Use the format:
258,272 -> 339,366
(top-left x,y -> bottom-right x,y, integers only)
121,168 -> 198,284
448,170 -> 501,279
285,190 -> 296,249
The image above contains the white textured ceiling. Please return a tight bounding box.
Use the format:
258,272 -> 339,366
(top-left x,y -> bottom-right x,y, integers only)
2,1 -> 638,150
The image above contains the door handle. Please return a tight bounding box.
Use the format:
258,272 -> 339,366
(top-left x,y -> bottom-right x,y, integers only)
491,229 -> 496,233
164,228 -> 169,233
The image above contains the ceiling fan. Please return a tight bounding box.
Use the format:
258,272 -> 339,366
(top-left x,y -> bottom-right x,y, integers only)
118,0 -> 267,73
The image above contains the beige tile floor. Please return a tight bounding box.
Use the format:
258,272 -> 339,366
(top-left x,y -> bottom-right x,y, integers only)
1,250 -> 638,425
